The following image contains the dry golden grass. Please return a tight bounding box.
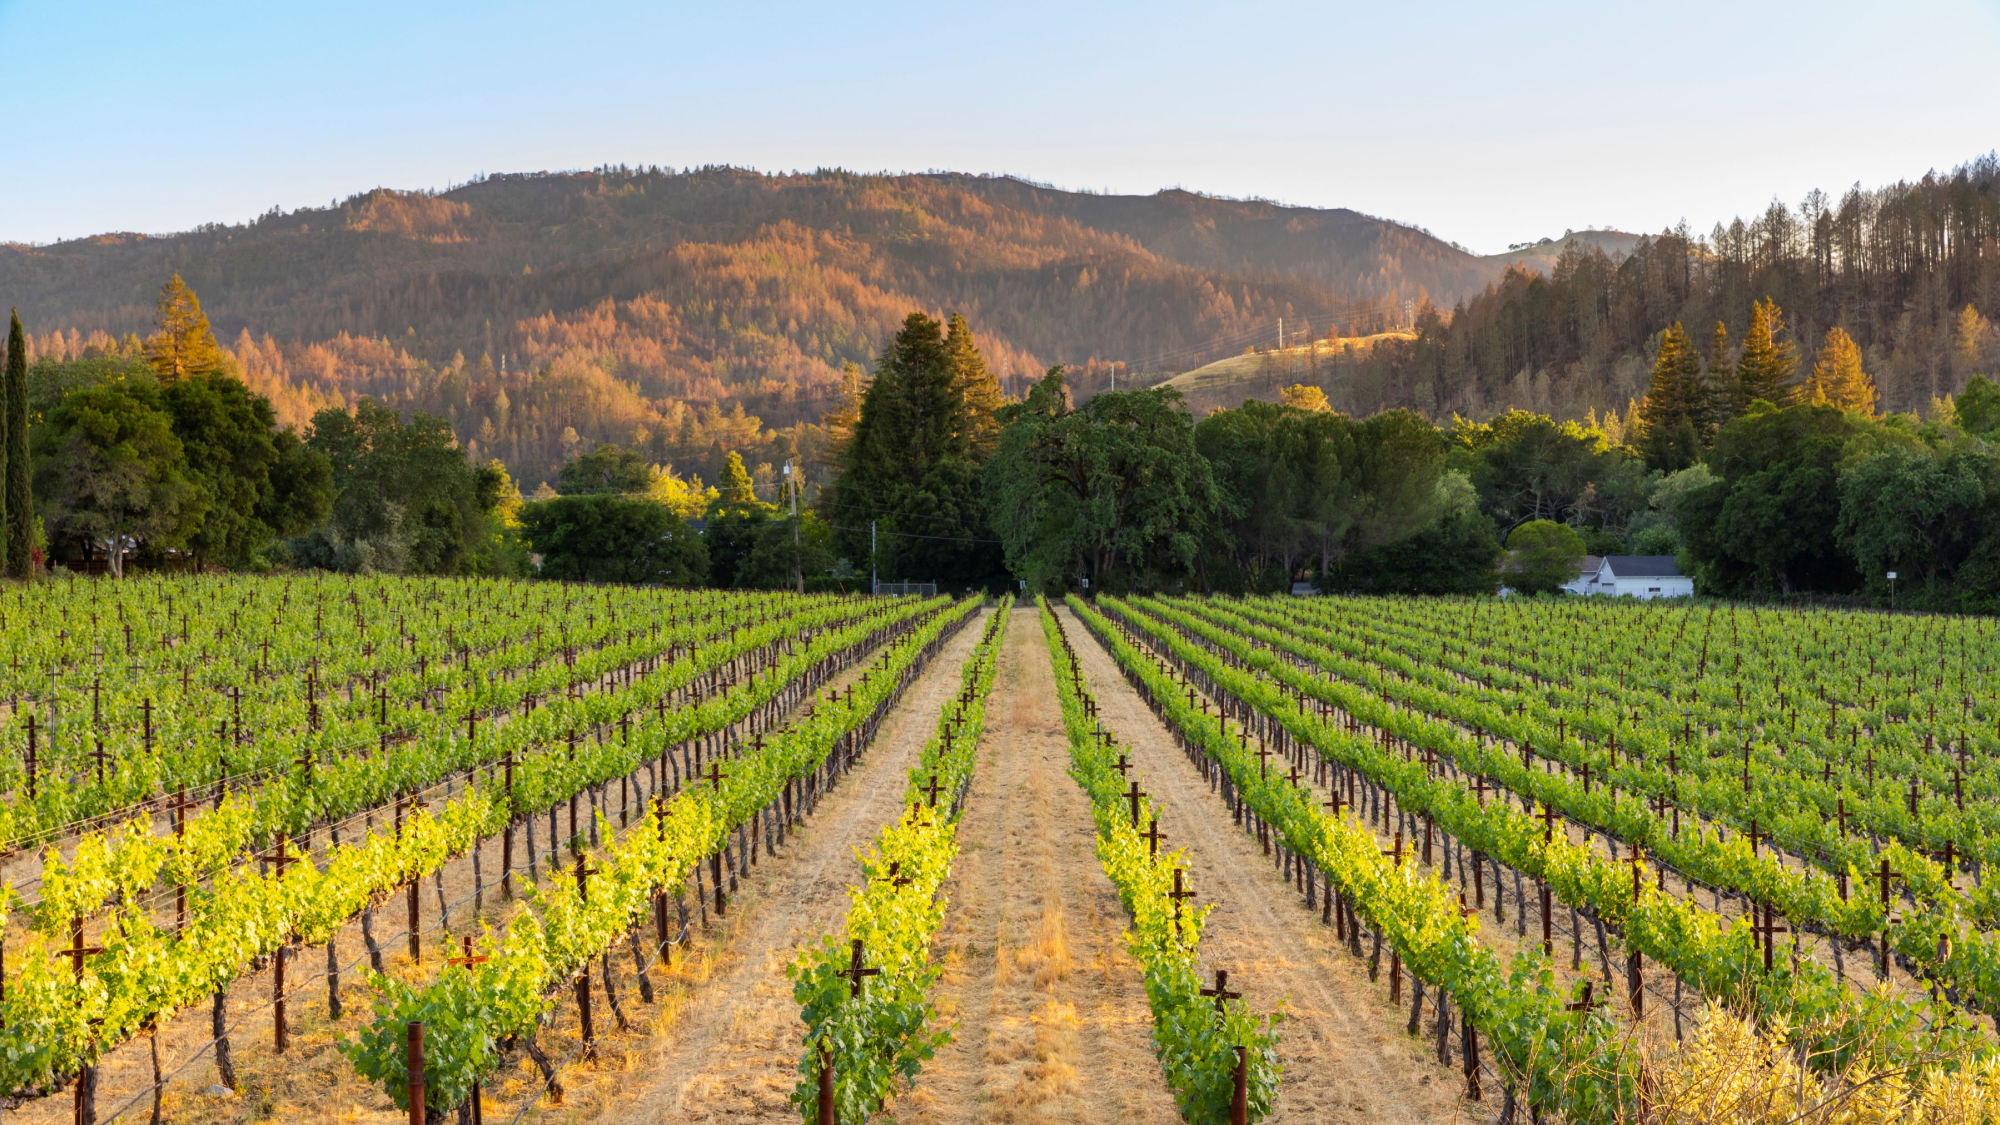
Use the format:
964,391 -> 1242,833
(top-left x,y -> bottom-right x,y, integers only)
1156,331 -> 1416,403
1638,1004 -> 2000,1125
1018,907 -> 1071,992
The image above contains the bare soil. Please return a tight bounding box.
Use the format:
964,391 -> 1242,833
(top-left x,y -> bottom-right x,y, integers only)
587,610 -> 996,1125
895,609 -> 1182,1125
1057,607 -> 1475,1125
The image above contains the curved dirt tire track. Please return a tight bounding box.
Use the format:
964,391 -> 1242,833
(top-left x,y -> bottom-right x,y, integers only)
1058,607 -> 1472,1125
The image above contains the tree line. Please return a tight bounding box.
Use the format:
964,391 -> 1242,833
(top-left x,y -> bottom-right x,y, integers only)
20,279 -> 2000,613
518,303 -> 2000,614
22,276 -> 519,577
1295,154 -> 2000,428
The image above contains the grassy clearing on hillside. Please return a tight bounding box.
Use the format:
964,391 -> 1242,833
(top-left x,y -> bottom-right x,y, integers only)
1153,332 -> 1415,412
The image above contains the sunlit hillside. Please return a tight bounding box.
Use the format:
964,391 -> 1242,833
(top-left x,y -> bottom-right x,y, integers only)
1157,330 -> 1417,413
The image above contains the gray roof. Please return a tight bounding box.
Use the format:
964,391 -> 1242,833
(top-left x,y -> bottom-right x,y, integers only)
1602,555 -> 1683,578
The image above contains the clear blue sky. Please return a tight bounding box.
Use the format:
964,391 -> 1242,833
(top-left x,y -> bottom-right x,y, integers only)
2,0 -> 1995,254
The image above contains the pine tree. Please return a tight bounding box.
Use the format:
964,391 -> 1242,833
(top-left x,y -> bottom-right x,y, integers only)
717,450 -> 760,508
1956,305 -> 1994,373
1806,326 -> 1877,415
143,274 -> 232,382
824,361 -> 869,455
1732,298 -> 1799,412
4,310 -> 26,578
1638,322 -> 1705,470
945,313 -> 1005,457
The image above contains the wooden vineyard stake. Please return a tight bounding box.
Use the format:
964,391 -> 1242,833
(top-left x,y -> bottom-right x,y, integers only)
502,747 -> 517,900
401,795 -> 428,962
261,833 -> 300,1051
1869,858 -> 1903,976
1755,901 -> 1790,974
651,797 -> 675,969
167,784 -> 198,928
1141,816 -> 1167,858
1200,967 -> 1241,1012
1538,805 -> 1558,955
446,938 -> 489,1124
1124,780 -> 1146,829
705,761 -> 729,915
406,1020 -> 425,1125
817,1040 -> 835,1125
1168,868 -> 1196,938
839,939 -> 881,997
575,857 -> 602,1058
1625,846 -> 1645,1016
922,773 -> 944,809
1231,1045 -> 1249,1125
23,712 -> 36,799
1383,831 -> 1404,1003
57,916 -> 102,982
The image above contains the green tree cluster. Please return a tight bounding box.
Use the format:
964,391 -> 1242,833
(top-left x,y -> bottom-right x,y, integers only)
290,400 -> 517,575
1193,400 -> 1456,591
1503,520 -> 1588,594
1671,399 -> 2000,608
520,494 -> 706,584
983,370 -> 1226,592
554,443 -> 653,495
29,283 -> 334,574
825,311 -> 1008,590
34,380 -> 202,577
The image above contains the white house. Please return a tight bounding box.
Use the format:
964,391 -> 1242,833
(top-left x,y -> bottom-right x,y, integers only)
1560,556 -> 1605,596
1567,555 -> 1693,599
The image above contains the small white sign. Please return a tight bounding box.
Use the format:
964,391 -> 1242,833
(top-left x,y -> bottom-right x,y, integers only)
1887,571 -> 1898,580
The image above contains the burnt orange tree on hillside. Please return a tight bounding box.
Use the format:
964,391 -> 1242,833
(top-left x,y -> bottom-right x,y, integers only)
143,273 -> 233,382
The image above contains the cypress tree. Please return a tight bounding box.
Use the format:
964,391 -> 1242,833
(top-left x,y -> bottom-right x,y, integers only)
4,310 -> 25,578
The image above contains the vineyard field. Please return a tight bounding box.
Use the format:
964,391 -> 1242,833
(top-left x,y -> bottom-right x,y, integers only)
3,578 -> 1997,1124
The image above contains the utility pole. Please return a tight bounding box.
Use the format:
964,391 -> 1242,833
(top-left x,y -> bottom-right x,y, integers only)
1278,317 -> 1283,351
871,520 -> 877,596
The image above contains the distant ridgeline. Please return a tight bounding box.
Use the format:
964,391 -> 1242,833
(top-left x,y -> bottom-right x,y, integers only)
4,159 -> 1998,491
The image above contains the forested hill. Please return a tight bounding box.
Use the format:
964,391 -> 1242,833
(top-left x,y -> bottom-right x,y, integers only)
0,168 -> 1486,467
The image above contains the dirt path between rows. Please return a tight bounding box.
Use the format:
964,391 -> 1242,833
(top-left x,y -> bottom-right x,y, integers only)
897,609 -> 1181,1125
1058,608 -> 1473,1125
606,609 -> 994,1125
